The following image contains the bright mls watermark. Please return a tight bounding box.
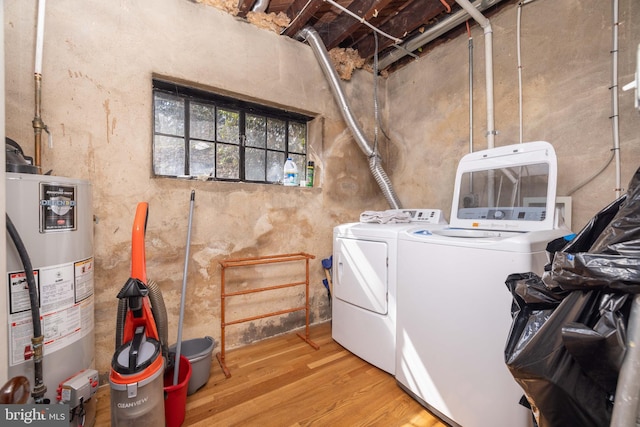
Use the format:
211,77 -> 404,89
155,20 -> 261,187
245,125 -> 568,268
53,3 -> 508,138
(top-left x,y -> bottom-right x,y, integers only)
1,405 -> 69,426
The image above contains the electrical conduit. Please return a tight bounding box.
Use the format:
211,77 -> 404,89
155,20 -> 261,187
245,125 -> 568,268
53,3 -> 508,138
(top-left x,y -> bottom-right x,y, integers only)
297,26 -> 402,209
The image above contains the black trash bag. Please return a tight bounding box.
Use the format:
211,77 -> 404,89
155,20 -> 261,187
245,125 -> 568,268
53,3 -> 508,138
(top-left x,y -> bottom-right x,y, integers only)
544,167 -> 640,293
562,292 -> 630,393
505,167 -> 640,427
505,274 -> 615,427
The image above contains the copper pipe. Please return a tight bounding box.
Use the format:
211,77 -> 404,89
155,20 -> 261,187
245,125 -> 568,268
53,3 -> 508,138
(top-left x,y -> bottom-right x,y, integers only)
32,74 -> 44,170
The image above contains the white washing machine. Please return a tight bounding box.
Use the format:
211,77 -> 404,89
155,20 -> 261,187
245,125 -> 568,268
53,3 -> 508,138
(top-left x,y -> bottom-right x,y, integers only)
395,142 -> 572,427
332,209 -> 446,375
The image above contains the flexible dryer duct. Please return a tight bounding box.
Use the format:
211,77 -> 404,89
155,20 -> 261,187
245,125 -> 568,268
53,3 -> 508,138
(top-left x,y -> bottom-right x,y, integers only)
297,26 -> 402,210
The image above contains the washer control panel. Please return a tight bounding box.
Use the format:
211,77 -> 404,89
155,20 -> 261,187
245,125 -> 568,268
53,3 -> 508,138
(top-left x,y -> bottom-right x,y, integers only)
400,209 -> 447,224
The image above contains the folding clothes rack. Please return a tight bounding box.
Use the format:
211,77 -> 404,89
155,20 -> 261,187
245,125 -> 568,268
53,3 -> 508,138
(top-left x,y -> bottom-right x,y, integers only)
215,252 -> 319,378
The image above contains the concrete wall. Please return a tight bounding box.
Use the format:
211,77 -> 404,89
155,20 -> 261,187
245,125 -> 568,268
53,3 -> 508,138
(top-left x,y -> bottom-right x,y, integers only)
387,0 -> 640,228
3,0 -> 640,385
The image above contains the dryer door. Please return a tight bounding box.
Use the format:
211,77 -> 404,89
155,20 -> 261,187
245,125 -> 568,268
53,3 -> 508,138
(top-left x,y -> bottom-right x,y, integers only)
334,237 -> 388,314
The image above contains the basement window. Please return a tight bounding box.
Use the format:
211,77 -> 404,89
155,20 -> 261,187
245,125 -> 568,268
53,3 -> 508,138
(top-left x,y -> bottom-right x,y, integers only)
152,80 -> 311,184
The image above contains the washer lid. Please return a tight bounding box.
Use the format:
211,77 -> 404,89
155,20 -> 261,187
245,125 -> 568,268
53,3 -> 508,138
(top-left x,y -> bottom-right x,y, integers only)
450,141 -> 558,233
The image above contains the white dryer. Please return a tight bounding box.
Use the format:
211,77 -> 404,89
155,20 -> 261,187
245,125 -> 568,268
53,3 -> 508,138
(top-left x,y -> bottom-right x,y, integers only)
332,209 -> 446,375
395,142 -> 572,427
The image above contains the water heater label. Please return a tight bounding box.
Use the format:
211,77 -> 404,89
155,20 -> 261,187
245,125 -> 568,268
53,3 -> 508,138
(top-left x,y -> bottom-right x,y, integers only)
6,258 -> 94,367
40,183 -> 77,232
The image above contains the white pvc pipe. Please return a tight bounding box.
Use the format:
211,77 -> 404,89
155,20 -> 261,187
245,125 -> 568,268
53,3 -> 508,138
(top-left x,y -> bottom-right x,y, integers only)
34,0 -> 46,75
455,0 -> 496,149
517,3 -> 523,144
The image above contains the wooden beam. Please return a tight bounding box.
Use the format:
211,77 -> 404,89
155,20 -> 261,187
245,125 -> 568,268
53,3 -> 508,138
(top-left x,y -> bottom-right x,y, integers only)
282,0 -> 325,38
317,0 -> 395,50
237,0 -> 254,18
354,0 -> 444,59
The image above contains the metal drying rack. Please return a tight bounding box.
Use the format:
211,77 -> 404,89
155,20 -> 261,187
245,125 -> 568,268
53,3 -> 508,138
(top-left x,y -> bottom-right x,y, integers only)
215,252 -> 319,378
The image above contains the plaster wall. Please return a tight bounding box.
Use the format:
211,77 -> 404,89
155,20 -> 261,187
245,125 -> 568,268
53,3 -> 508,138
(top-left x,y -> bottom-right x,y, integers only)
4,0 -> 379,383
386,0 -> 640,230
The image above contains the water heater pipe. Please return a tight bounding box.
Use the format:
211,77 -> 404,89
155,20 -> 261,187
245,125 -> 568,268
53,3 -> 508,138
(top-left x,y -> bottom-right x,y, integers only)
455,0 -> 496,149
297,26 -> 402,209
32,0 -> 48,170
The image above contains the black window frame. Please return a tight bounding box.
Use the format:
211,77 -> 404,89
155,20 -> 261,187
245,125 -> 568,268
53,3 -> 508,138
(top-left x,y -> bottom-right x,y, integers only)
152,79 -> 312,184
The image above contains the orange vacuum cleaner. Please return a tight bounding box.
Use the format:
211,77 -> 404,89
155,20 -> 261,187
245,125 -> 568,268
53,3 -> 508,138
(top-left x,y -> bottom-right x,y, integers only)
109,202 -> 166,426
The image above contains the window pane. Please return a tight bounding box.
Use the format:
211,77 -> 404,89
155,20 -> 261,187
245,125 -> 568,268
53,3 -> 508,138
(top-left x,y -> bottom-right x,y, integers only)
288,122 -> 306,153
154,135 -> 185,176
267,151 -> 285,183
190,102 -> 215,140
267,118 -> 285,150
246,114 -> 266,148
189,140 -> 215,177
245,147 -> 266,181
217,108 -> 240,144
216,144 -> 239,179
154,93 -> 185,136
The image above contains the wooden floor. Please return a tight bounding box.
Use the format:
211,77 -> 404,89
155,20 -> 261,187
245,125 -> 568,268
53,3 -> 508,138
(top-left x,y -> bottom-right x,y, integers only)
95,321 -> 446,426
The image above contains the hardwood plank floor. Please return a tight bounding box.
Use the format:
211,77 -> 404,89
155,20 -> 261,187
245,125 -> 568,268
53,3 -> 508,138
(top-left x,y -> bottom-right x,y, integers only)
94,321 -> 446,426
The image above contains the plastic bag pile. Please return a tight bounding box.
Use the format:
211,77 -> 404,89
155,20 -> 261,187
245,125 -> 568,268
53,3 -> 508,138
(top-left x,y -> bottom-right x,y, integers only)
505,167 -> 640,427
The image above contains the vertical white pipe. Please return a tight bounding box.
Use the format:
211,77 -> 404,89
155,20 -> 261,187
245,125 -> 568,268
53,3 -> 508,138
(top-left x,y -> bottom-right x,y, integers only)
517,3 -> 524,144
455,0 -> 496,149
469,35 -> 474,154
611,0 -> 622,198
35,0 -> 46,75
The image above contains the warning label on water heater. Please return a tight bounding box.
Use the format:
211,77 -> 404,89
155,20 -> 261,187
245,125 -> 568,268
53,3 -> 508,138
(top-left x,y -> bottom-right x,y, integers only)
40,183 -> 77,232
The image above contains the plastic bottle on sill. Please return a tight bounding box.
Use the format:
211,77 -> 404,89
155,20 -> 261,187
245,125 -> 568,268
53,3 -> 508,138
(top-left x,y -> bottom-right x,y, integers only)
283,158 -> 298,186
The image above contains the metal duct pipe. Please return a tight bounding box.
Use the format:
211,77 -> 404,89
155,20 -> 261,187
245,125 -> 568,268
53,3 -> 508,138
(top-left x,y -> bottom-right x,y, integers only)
251,0 -> 269,13
377,0 -> 506,70
298,26 -> 402,209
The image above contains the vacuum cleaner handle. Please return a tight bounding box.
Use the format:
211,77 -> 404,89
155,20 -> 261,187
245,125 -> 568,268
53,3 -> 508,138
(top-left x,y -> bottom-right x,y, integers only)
131,202 -> 149,284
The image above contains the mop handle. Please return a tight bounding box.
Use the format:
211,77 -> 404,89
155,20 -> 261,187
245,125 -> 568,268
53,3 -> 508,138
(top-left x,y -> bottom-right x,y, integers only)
174,190 -> 195,385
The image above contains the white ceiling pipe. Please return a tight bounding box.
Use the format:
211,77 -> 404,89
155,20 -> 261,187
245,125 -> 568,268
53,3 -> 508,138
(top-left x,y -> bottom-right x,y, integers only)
455,0 -> 496,149
34,0 -> 46,75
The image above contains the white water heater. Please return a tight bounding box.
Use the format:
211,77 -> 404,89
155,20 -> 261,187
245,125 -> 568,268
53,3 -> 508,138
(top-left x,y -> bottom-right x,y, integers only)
5,172 -> 96,423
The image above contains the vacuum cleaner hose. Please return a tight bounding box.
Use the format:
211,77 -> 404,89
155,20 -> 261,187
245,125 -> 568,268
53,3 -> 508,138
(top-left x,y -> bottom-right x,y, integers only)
114,279 -> 170,363
147,279 -> 170,362
115,298 -> 127,350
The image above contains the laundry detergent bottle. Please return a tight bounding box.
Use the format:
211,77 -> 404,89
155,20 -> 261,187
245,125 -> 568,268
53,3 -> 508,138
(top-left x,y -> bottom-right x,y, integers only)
283,158 -> 298,186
